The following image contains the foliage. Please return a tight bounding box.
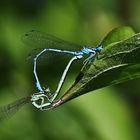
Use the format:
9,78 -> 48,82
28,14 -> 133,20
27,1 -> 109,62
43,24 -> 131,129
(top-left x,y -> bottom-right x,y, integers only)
0,1 -> 140,140
52,26 -> 140,106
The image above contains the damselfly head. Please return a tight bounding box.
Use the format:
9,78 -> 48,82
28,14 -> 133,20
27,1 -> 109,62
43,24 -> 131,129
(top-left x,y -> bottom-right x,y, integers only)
96,44 -> 103,52
31,92 -> 52,110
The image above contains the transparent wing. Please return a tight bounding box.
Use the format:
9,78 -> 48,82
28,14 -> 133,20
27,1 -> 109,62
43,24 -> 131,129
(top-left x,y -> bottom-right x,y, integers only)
22,30 -> 82,49
22,30 -> 83,62
22,30 -> 82,57
22,30 -> 83,63
0,96 -> 30,121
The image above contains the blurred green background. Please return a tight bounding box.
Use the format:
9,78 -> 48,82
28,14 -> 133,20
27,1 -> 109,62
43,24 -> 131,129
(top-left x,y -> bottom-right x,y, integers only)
0,0 -> 140,140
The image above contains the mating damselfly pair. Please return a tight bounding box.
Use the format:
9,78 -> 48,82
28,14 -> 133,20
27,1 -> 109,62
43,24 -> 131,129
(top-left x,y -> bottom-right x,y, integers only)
0,30 -> 103,117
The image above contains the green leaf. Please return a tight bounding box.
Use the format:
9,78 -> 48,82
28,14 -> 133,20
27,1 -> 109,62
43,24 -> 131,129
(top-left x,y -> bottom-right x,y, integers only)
101,26 -> 135,47
50,27 -> 140,108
